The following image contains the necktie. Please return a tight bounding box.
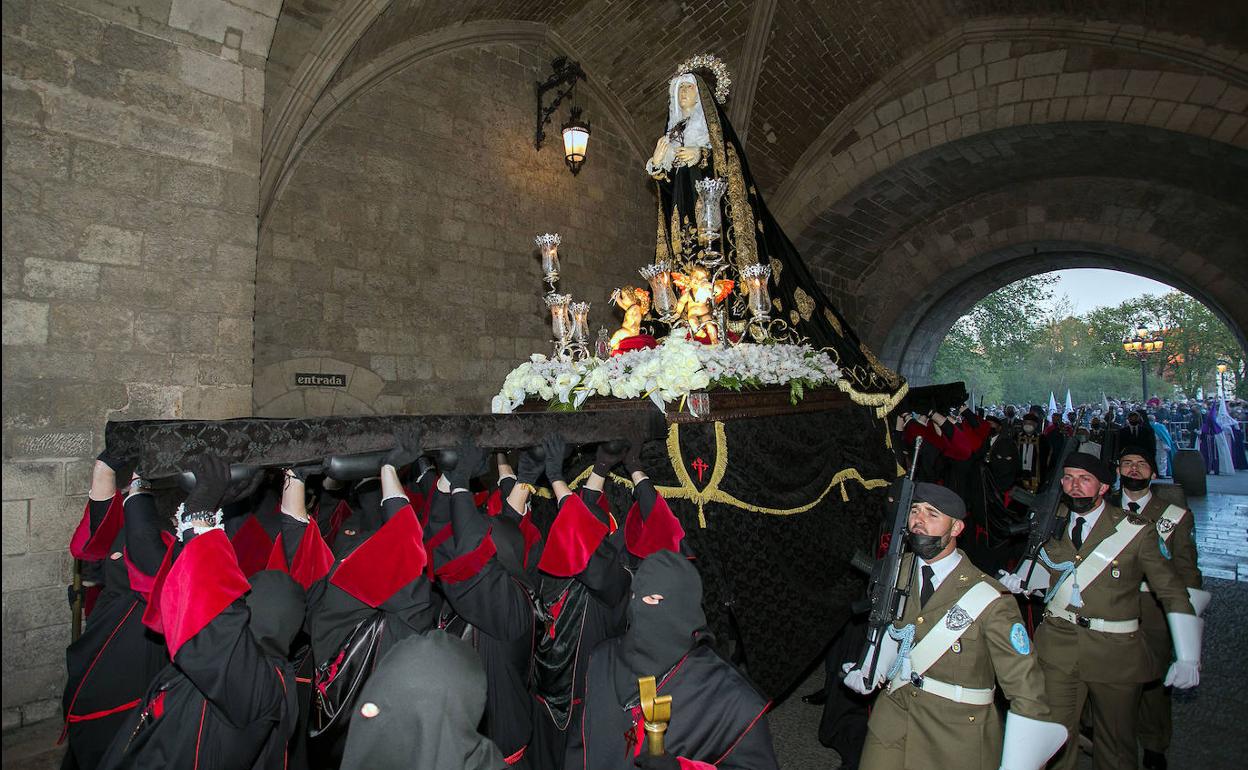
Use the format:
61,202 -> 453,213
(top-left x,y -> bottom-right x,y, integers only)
920,565 -> 935,607
1072,516 -> 1087,550
1128,502 -> 1140,514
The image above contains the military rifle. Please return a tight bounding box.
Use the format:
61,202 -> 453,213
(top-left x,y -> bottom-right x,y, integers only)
1017,430 -> 1079,586
854,437 -> 922,685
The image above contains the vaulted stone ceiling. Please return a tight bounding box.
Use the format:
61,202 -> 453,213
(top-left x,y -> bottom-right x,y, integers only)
264,0 -> 1247,205
261,0 -> 1248,378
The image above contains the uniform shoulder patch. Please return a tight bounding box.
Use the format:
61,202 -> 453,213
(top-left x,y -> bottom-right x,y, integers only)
1010,623 -> 1031,655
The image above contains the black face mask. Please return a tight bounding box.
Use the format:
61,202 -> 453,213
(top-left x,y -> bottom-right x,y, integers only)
906,530 -> 947,561
1063,494 -> 1099,514
1120,475 -> 1151,492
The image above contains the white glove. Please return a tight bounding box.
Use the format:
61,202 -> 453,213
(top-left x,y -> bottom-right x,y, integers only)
840,637 -> 899,695
1163,612 -> 1202,689
1187,587 -> 1212,617
998,570 -> 1025,594
999,711 -> 1067,770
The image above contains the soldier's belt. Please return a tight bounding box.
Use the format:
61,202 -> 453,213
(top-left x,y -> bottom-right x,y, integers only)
1047,607 -> 1139,633
893,673 -> 995,705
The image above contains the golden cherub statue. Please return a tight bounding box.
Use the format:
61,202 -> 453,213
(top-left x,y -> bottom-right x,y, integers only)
609,286 -> 652,352
672,265 -> 733,345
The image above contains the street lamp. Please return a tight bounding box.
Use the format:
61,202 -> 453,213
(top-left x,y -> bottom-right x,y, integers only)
1217,360 -> 1229,398
1122,322 -> 1164,401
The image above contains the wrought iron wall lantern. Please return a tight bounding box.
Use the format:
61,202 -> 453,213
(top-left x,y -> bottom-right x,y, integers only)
535,57 -> 591,175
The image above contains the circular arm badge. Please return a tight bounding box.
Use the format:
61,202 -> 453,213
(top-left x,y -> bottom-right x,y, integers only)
1010,623 -> 1031,654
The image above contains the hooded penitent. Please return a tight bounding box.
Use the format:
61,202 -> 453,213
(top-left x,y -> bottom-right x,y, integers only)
339,632 -> 505,770
611,550 -> 708,705
245,570 -> 305,659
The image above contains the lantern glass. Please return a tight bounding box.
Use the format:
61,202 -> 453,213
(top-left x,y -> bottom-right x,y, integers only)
741,263 -> 772,320
561,108 -> 590,174
694,178 -> 727,249
570,301 -> 591,342
1218,362 -> 1228,373
639,263 -> 678,317
545,293 -> 572,342
536,233 -> 561,282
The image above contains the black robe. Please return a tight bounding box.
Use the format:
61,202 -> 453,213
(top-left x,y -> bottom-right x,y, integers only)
525,488 -> 631,770
436,481 -> 539,767
98,532 -> 298,770
567,641 -> 777,770
62,492 -> 169,770
304,495 -> 436,768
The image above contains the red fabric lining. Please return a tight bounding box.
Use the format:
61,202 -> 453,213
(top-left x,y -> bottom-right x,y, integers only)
712,700 -> 772,766
424,520 -> 454,579
484,488 -> 504,518
582,489 -> 613,529
193,701 -> 207,770
405,486 -> 430,527
70,492 -> 124,561
519,514 -> 542,568
160,530 -> 250,659
230,516 -> 274,578
65,698 -> 142,724
140,535 -> 179,633
623,493 -> 685,559
503,745 -> 527,765
677,758 -> 716,770
611,334 -> 658,355
329,504 -> 426,607
290,523 -> 334,589
537,495 -> 609,577
60,599 -> 141,743
436,530 -> 497,585
325,499 -> 351,546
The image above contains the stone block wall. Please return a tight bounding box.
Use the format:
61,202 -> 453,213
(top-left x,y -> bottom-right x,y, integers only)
1,0 -> 276,727
254,41 -> 653,416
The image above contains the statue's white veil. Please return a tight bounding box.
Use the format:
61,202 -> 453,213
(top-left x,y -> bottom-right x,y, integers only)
667,73 -> 711,149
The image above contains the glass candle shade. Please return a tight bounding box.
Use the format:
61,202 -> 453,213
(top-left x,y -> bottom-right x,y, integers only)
694,178 -> 727,246
536,233 -> 561,282
570,301 -> 591,342
546,292 -> 572,342
741,263 -> 772,320
639,263 -> 677,317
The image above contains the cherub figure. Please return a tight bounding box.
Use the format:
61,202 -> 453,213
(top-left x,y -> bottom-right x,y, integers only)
672,266 -> 733,345
609,286 -> 651,352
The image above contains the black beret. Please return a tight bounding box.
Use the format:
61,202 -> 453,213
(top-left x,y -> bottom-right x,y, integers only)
913,482 -> 967,520
1117,445 -> 1155,474
1062,451 -> 1114,485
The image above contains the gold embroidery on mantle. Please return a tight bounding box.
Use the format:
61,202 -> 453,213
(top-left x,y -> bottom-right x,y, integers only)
725,143 -> 758,272
769,258 -> 783,283
655,422 -> 890,527
860,342 -> 902,389
655,192 -> 672,263
794,287 -> 815,321
823,308 -> 843,336
790,309 -> 800,325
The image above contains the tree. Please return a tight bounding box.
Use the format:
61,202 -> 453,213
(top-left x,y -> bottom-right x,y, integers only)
931,276 -> 1245,405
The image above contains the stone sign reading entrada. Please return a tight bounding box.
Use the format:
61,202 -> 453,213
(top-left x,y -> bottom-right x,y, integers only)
294,373 -> 347,388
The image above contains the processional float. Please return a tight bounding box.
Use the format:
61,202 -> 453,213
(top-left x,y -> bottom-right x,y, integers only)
103,54 -> 907,697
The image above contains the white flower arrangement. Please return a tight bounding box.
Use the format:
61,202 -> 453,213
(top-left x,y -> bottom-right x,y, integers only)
491,337 -> 840,414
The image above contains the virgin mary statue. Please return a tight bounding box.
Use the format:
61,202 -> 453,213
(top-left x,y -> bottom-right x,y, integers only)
644,54 -> 904,404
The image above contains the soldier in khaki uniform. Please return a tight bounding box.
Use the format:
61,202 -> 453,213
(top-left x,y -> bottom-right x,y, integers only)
1111,447 -> 1210,770
844,483 -> 1066,770
1002,452 -> 1202,770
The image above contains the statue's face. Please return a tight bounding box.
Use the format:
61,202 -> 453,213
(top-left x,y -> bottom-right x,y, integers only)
677,82 -> 698,112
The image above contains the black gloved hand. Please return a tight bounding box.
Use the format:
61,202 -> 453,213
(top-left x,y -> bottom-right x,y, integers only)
96,447 -> 133,476
634,752 -> 680,770
623,434 -> 646,475
183,454 -> 231,516
383,427 -> 423,470
593,440 -> 627,477
290,463 -> 321,483
444,438 -> 488,490
542,434 -> 567,484
517,447 -> 544,486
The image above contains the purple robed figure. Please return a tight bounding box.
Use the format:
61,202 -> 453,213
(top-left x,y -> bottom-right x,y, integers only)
1200,402 -> 1237,475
